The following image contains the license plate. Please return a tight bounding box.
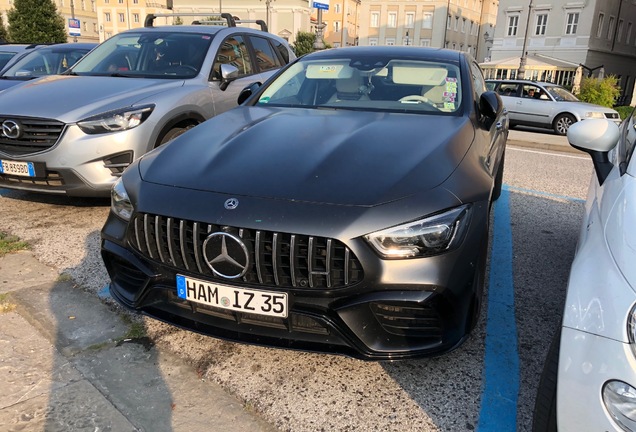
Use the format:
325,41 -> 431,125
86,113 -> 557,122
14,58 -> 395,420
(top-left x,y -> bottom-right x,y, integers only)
0,159 -> 35,177
176,274 -> 288,318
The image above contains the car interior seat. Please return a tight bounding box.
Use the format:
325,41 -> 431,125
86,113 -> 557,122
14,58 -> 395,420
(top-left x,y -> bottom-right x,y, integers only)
328,70 -> 370,102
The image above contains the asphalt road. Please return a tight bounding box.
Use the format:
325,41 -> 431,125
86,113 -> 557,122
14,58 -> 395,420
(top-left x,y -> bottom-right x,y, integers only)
0,140 -> 594,431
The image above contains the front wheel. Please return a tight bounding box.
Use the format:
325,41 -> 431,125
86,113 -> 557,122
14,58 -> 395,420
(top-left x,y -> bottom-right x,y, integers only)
532,329 -> 560,432
157,125 -> 195,147
553,114 -> 576,136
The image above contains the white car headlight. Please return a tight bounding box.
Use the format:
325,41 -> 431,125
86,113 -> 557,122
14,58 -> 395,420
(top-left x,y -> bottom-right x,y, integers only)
585,111 -> 605,119
111,177 -> 133,221
78,104 -> 154,134
365,205 -> 470,259
603,380 -> 636,431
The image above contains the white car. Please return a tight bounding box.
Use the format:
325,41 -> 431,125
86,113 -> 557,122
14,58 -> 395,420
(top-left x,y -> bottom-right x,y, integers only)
533,115 -> 636,431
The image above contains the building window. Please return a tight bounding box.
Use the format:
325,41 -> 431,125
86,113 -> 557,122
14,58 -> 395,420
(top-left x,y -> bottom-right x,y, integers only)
118,0 -> 123,3
334,21 -> 340,33
507,15 -> 519,37
566,12 -> 579,35
597,13 -> 605,38
535,14 -> 547,36
91,0 -> 96,12
618,19 -> 624,42
627,22 -> 633,44
83,21 -> 87,31
405,13 -> 414,29
369,38 -> 378,46
452,42 -> 456,50
422,12 -> 433,29
420,38 -> 431,47
385,38 -> 395,46
608,16 -> 615,39
60,0 -> 64,5
461,18 -> 466,33
334,3 -> 340,14
133,13 -> 139,23
105,12 -> 111,22
454,16 -> 459,31
388,13 -> 397,28
447,15 -> 451,30
133,0 -> 138,3
118,13 -> 125,23
370,12 -> 379,28
93,23 -> 97,32
81,0 -> 85,10
106,32 -> 112,38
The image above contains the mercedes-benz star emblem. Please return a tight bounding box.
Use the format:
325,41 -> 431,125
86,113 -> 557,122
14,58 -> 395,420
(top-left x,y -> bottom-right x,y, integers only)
224,198 -> 239,210
203,232 -> 249,279
2,120 -> 21,139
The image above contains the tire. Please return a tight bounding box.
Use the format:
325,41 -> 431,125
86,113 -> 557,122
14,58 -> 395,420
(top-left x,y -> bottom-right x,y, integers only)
492,150 -> 505,201
532,329 -> 560,432
157,125 -> 195,147
553,113 -> 576,136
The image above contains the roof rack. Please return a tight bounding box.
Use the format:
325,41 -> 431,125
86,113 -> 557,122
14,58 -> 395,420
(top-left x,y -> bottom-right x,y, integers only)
144,12 -> 268,32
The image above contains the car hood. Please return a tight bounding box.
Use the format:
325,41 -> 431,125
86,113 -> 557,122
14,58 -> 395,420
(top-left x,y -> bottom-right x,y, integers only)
0,75 -> 184,122
0,78 -> 24,92
562,100 -> 617,113
139,106 -> 475,206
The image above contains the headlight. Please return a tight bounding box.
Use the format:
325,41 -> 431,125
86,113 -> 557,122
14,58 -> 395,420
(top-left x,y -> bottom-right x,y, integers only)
78,104 -> 154,134
111,177 -> 133,221
585,111 -> 605,119
364,205 -> 470,259
603,381 -> 636,431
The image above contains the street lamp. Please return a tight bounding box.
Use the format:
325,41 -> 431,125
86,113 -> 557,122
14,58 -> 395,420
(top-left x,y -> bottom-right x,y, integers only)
517,0 -> 534,80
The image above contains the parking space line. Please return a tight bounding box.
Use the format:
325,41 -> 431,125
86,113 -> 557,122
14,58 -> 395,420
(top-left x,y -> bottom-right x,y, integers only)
508,146 -> 588,160
506,185 -> 585,203
478,185 -> 519,431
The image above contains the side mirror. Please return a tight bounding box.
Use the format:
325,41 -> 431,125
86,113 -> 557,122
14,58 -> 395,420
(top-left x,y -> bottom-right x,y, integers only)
237,82 -> 262,105
568,119 -> 620,185
219,63 -> 239,91
479,91 -> 503,121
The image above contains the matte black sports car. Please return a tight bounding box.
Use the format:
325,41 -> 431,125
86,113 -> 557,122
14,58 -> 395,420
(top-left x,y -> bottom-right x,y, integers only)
101,46 -> 508,360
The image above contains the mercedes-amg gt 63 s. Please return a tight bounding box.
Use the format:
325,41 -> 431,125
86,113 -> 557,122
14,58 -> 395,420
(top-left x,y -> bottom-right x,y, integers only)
101,46 -> 508,360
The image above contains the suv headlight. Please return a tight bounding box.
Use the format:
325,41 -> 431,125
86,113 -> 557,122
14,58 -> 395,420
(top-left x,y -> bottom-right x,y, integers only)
603,381 -> 636,432
365,205 -> 470,259
78,104 -> 154,134
585,111 -> 605,119
111,177 -> 133,221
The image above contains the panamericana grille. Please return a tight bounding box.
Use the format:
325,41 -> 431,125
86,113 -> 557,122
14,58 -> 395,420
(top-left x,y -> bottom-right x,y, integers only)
0,117 -> 65,156
128,213 -> 364,289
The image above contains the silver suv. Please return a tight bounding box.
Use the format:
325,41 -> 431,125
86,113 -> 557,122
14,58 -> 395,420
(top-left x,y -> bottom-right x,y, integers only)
486,79 -> 620,135
0,14 -> 295,196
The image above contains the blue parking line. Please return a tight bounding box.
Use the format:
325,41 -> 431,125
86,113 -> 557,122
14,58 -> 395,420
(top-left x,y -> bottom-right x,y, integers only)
478,185 -> 519,431
506,184 -> 585,203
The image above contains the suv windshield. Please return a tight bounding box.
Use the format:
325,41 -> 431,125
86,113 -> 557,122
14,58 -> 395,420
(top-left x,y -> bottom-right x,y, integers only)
71,32 -> 213,78
258,56 -> 462,114
3,46 -> 91,79
544,85 -> 579,102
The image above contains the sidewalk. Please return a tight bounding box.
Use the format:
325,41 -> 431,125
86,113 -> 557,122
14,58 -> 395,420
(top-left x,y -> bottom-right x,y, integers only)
0,251 -> 277,432
507,128 -> 580,155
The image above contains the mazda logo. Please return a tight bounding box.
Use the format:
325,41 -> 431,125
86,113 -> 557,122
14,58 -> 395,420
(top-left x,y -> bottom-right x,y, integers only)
203,232 -> 249,279
2,120 -> 21,139
224,198 -> 239,210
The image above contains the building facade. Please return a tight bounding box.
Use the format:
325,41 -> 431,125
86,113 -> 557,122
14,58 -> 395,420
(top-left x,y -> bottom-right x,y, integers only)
357,0 -> 498,62
314,0 -> 360,47
486,0 -> 636,104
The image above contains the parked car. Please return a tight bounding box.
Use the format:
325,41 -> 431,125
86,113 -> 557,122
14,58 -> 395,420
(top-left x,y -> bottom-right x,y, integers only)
100,46 -> 508,360
0,43 -> 96,92
533,113 -> 636,430
0,44 -> 42,71
0,14 -> 294,196
486,79 -> 620,135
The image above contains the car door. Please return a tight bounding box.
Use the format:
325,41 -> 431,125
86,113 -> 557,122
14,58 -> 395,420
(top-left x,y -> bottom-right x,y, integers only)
209,34 -> 262,115
513,84 -> 556,127
495,82 -> 523,124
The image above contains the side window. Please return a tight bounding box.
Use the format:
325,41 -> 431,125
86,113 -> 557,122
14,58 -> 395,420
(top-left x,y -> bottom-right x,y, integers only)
522,84 -> 543,99
498,83 -> 521,97
622,108 -> 636,168
213,35 -> 253,80
273,40 -> 290,65
248,36 -> 282,72
470,61 -> 486,97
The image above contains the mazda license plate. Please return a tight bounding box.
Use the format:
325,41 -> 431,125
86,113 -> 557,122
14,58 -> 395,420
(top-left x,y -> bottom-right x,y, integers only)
176,274 -> 288,318
0,159 -> 35,177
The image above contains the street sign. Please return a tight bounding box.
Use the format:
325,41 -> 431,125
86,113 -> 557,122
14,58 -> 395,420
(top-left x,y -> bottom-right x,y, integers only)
312,0 -> 330,11
68,18 -> 81,36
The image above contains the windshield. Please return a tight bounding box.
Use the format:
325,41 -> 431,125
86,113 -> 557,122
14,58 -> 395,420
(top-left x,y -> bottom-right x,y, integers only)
257,56 -> 462,114
2,46 -> 91,79
544,85 -> 579,102
0,52 -> 18,70
71,32 -> 213,79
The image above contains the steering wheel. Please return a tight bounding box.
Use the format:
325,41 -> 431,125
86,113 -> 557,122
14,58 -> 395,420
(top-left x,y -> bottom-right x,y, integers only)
399,95 -> 437,107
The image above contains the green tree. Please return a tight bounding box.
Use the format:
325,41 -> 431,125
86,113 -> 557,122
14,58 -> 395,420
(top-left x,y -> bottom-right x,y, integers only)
292,31 -> 319,57
0,15 -> 9,43
577,76 -> 621,108
8,0 -> 67,44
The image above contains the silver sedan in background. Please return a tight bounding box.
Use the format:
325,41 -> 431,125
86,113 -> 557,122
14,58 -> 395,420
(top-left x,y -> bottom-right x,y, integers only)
486,79 -> 620,135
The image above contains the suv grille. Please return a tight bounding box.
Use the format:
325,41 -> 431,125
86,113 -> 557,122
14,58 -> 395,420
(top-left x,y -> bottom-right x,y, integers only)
0,116 -> 65,156
128,213 -> 364,289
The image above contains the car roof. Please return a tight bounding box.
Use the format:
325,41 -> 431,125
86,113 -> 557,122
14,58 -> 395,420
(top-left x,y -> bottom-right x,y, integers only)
486,79 -> 561,86
301,46 -> 463,62
119,24 -> 228,36
0,44 -> 40,53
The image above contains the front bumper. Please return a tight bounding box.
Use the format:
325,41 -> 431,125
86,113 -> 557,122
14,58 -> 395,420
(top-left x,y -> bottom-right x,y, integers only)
101,200 -> 489,360
557,326 -> 636,431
